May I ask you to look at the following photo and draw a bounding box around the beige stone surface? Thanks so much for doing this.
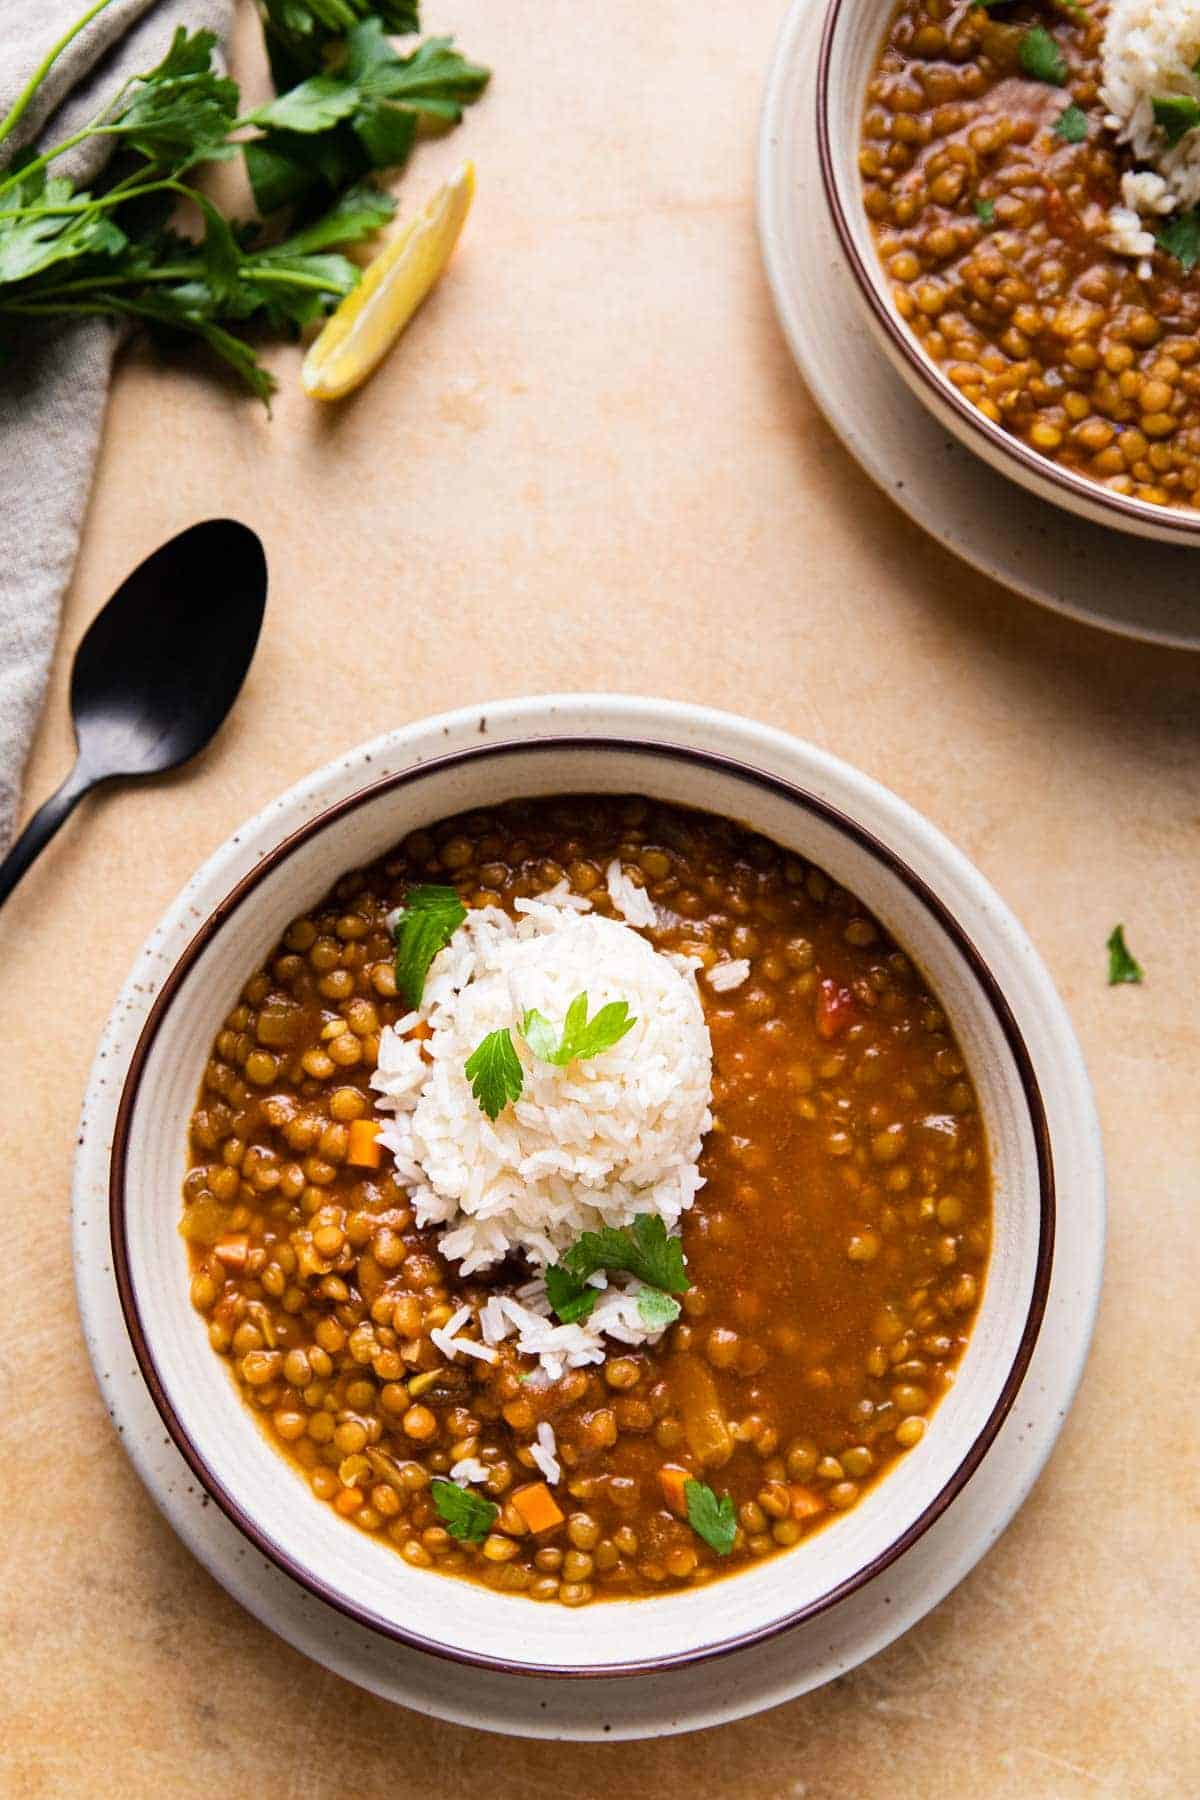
[2,1,1198,1793]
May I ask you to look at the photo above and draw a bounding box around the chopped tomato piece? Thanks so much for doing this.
[816,978,856,1040]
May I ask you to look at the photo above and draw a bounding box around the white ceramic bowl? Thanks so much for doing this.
[110,696,1065,1678]
[816,0,1200,548]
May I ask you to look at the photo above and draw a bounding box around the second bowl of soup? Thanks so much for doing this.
[818,0,1200,544]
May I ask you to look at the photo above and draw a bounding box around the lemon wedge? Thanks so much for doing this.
[302,161,475,401]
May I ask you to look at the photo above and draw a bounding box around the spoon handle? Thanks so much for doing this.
[0,761,95,911]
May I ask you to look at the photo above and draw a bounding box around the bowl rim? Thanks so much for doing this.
[109,732,1056,1679]
[814,0,1200,544]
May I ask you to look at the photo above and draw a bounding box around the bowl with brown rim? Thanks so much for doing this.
[812,0,1200,548]
[105,694,1097,1677]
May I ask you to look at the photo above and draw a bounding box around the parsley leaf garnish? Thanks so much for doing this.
[431,1478,499,1544]
[1106,925,1144,986]
[974,198,996,225]
[243,23,489,215]
[465,1027,525,1121]
[545,1262,598,1325]
[544,1266,685,1329]
[521,992,637,1066]
[543,1214,691,1329]
[684,1479,736,1556]
[392,884,466,1008]
[463,989,637,1124]
[0,174,124,286]
[1157,208,1200,272]
[256,1,422,88]
[563,1214,689,1293]
[1019,27,1067,87]
[1053,103,1088,144]
[1153,95,1200,148]
[99,27,240,169]
[248,72,364,136]
[636,1286,682,1329]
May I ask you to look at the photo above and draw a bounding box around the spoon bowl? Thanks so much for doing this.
[0,518,266,909]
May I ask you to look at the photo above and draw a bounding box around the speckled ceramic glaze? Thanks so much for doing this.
[75,697,1104,1730]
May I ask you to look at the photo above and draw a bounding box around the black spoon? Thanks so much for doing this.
[0,518,267,911]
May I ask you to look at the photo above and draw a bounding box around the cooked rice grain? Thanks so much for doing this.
[1103,0,1200,210]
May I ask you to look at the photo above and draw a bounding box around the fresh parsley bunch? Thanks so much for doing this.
[0,0,488,401]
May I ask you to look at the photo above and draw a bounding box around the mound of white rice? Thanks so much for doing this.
[370,870,713,1379]
[1103,0,1200,222]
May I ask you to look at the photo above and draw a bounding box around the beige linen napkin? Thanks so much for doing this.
[0,0,231,852]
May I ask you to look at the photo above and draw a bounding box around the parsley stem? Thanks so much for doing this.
[0,294,172,317]
[0,262,349,304]
[0,179,174,220]
[0,79,143,199]
[0,299,124,317]
[84,248,356,295]
[0,163,187,210]
[3,265,207,298]
[0,0,122,151]
[0,295,237,330]
[0,127,97,197]
[235,266,353,290]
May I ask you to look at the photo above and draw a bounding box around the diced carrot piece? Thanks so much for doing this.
[816,978,856,1040]
[346,1118,382,1169]
[658,1465,691,1517]
[213,1233,249,1271]
[512,1481,565,1534]
[790,1484,825,1521]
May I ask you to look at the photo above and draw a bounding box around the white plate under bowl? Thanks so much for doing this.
[758,0,1200,650]
[74,695,1105,1735]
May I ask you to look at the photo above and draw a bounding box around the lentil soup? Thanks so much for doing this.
[862,1,1200,511]
[181,797,992,1608]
